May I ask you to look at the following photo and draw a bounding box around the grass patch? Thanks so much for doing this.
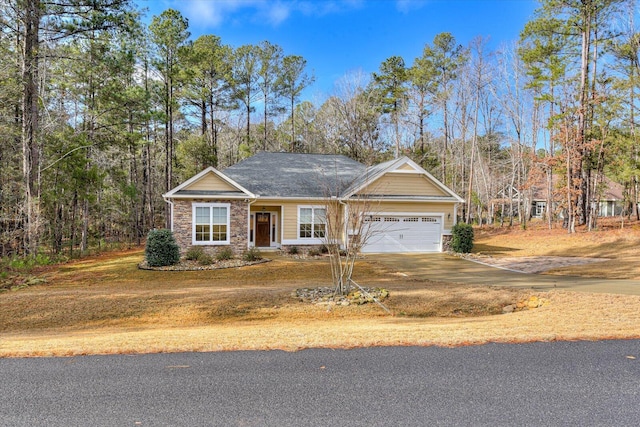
[3,221,640,358]
[473,218,640,279]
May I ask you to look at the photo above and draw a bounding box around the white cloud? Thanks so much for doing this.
[259,1,291,26]
[395,0,426,14]
[173,0,364,29]
[298,0,364,16]
[182,0,242,27]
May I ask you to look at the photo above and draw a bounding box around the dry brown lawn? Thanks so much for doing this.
[2,218,640,358]
[473,217,640,279]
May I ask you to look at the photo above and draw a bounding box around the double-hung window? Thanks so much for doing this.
[299,206,326,239]
[193,203,230,245]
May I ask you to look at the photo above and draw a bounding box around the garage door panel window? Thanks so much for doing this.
[193,203,230,245]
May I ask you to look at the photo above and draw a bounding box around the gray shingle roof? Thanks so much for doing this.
[222,152,366,198]
[174,190,248,197]
[341,157,401,197]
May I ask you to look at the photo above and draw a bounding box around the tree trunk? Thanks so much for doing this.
[576,6,592,228]
[164,76,171,228]
[81,198,89,253]
[442,99,448,185]
[290,94,295,152]
[209,92,218,167]
[21,0,41,255]
[466,80,481,224]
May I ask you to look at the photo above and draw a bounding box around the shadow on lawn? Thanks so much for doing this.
[543,238,639,259]
[471,244,519,255]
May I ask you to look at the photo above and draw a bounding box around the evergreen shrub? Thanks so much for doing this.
[145,229,180,267]
[451,222,474,253]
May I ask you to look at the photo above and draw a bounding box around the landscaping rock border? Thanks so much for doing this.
[503,295,549,313]
[294,286,389,306]
[138,258,270,271]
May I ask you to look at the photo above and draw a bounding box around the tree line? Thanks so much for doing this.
[1,0,638,258]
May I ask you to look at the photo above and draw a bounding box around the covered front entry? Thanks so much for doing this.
[250,206,281,248]
[361,215,442,253]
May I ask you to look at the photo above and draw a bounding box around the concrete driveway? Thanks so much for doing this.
[369,253,640,296]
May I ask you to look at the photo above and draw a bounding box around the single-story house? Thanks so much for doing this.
[530,175,626,219]
[163,152,463,254]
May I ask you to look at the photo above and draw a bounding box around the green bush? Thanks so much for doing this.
[145,229,180,267]
[287,246,299,255]
[216,247,234,261]
[3,252,66,273]
[185,246,205,261]
[451,222,474,253]
[243,247,262,262]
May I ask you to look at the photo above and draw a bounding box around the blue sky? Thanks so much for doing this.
[139,0,538,99]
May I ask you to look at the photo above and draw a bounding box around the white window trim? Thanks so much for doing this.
[297,205,326,243]
[251,211,281,248]
[192,202,231,245]
[271,213,278,247]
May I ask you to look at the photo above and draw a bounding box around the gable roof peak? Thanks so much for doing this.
[163,166,255,199]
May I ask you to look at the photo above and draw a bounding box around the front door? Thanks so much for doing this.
[255,212,270,247]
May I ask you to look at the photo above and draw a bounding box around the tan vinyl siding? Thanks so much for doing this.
[367,201,456,230]
[282,202,302,240]
[397,163,417,172]
[185,172,238,192]
[280,201,340,240]
[360,173,448,197]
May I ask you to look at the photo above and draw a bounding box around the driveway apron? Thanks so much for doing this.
[369,253,640,296]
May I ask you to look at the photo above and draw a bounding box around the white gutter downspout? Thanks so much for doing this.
[453,203,459,226]
[163,196,175,231]
[338,198,348,250]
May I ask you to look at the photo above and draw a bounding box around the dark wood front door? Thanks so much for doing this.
[255,212,270,247]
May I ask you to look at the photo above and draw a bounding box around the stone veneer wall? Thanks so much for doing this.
[172,199,248,256]
[442,234,453,252]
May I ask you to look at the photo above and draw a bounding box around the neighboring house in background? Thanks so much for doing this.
[529,175,626,219]
[491,175,627,221]
[163,152,463,254]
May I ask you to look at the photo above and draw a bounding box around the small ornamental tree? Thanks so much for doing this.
[323,199,367,295]
[451,222,474,253]
[145,229,180,267]
[322,196,381,295]
[318,168,383,295]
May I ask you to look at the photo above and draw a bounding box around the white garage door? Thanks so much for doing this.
[361,215,442,253]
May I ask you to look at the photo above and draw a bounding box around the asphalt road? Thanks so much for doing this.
[1,340,639,426]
